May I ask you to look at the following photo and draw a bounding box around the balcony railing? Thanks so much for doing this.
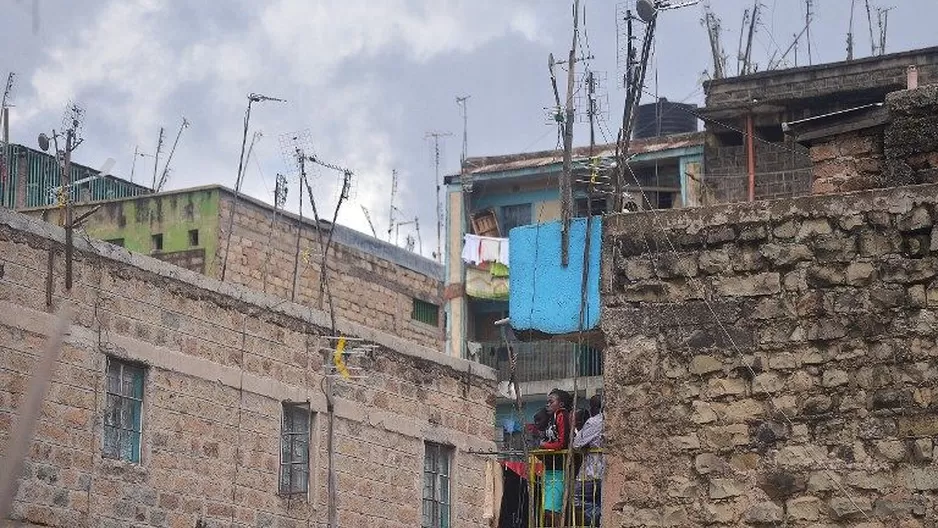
[474,340,603,383]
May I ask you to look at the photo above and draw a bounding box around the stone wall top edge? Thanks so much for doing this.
[218,189,445,281]
[0,207,494,382]
[604,183,938,238]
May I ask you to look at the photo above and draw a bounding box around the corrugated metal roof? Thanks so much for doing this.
[460,132,704,176]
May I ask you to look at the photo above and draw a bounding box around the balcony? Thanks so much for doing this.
[474,340,603,384]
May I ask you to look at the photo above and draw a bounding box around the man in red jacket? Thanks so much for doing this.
[540,389,572,526]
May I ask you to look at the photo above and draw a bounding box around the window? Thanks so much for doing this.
[280,403,311,496]
[500,203,532,232]
[151,234,163,252]
[422,443,453,528]
[412,299,440,327]
[106,238,125,247]
[104,358,145,463]
[188,229,199,247]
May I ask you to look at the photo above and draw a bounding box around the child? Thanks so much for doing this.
[540,389,572,526]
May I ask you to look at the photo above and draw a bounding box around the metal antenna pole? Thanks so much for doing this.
[457,96,470,164]
[425,131,452,262]
[220,92,285,282]
[560,0,581,268]
[388,169,398,242]
[805,0,814,65]
[737,8,750,76]
[156,117,190,192]
[864,0,876,55]
[151,127,164,190]
[847,0,857,60]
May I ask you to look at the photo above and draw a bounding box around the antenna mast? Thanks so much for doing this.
[156,117,190,192]
[425,131,451,263]
[456,96,470,164]
[702,5,726,79]
[736,8,751,76]
[151,127,164,190]
[805,0,814,65]
[387,169,398,242]
[877,7,892,56]
[742,1,761,75]
[1,72,14,208]
[847,0,857,61]
[360,205,378,238]
[864,0,876,55]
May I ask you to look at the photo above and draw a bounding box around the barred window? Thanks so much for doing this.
[412,299,440,327]
[104,358,145,463]
[280,403,311,495]
[422,443,453,528]
[500,203,532,232]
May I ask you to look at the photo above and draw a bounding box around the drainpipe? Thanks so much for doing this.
[746,113,756,202]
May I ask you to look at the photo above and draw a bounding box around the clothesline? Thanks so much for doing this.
[462,234,510,266]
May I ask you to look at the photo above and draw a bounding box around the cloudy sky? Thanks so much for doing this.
[2,0,935,258]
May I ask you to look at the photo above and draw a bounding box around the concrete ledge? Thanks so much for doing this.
[0,207,495,382]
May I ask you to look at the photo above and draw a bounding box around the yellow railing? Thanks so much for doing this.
[526,448,603,528]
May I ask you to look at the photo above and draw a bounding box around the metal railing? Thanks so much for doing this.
[525,448,603,528]
[475,341,603,383]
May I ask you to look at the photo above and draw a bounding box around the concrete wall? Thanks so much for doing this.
[601,184,938,526]
[0,207,495,528]
[216,192,444,350]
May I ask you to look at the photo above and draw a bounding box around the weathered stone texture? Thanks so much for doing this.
[602,184,938,526]
[0,210,494,528]
[215,195,444,350]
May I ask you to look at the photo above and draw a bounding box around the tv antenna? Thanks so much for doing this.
[739,1,762,75]
[805,0,814,64]
[396,216,422,254]
[220,92,285,283]
[847,0,857,60]
[877,6,894,56]
[129,146,154,184]
[1,72,15,207]
[360,205,378,238]
[150,127,164,190]
[425,131,451,262]
[701,4,727,79]
[864,0,876,56]
[155,117,190,192]
[387,169,398,242]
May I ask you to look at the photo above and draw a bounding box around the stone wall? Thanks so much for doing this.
[216,192,444,350]
[704,142,812,203]
[885,85,938,186]
[601,184,938,526]
[0,208,494,527]
[809,129,886,194]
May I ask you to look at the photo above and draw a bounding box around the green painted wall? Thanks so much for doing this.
[63,189,221,274]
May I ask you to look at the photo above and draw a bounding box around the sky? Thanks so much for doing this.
[2,0,935,259]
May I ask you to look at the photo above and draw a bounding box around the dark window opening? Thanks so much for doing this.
[715,130,745,147]
[188,229,199,247]
[106,238,125,247]
[279,403,311,496]
[151,234,163,252]
[500,203,532,232]
[422,443,453,528]
[412,299,440,327]
[575,197,608,217]
[756,125,785,143]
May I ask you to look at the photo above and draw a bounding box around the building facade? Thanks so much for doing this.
[701,46,938,204]
[443,132,704,436]
[20,185,445,349]
[0,207,495,528]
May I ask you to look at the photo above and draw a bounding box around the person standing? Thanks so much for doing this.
[540,389,572,526]
[573,394,604,526]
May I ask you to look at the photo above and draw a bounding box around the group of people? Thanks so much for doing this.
[527,389,604,527]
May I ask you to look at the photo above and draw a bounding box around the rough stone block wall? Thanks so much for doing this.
[885,85,938,185]
[601,184,938,526]
[811,129,886,194]
[215,195,444,350]
[0,209,494,528]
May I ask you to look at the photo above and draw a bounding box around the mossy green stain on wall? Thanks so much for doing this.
[81,189,221,273]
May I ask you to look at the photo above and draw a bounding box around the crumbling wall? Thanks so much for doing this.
[885,85,938,185]
[809,129,886,194]
[601,184,938,526]
[0,209,494,528]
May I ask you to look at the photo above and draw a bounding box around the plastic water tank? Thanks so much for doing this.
[633,97,698,139]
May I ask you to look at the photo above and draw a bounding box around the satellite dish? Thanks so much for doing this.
[636,0,658,22]
[38,133,50,152]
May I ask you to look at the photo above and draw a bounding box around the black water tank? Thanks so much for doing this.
[633,97,698,139]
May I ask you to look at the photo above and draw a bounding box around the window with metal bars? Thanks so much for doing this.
[500,203,532,232]
[279,403,311,496]
[412,299,440,327]
[103,358,145,463]
[422,442,453,528]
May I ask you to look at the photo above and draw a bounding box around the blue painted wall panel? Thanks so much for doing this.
[509,217,601,334]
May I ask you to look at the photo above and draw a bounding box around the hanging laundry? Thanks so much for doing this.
[462,234,483,265]
[480,237,501,263]
[498,238,510,266]
[490,262,509,278]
